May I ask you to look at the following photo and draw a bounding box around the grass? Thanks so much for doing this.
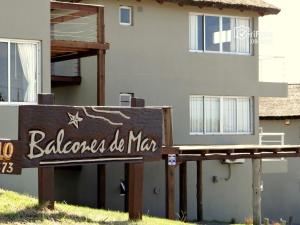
[0,188,193,225]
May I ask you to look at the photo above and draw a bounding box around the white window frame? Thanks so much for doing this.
[189,95,253,135]
[0,38,41,105]
[189,13,253,56]
[119,6,133,26]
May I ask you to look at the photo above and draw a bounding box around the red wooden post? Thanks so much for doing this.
[37,94,55,210]
[128,162,144,220]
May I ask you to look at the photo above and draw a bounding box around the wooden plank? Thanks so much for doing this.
[177,152,300,161]
[18,106,163,168]
[51,11,95,25]
[51,50,98,63]
[51,75,81,87]
[52,40,109,50]
[128,163,144,220]
[51,1,99,13]
[37,94,55,210]
[97,164,106,209]
[252,159,262,225]
[197,161,203,221]
[179,162,187,221]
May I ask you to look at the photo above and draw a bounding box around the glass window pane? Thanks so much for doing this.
[222,17,236,53]
[190,96,203,133]
[0,42,8,102]
[190,15,203,51]
[197,16,203,50]
[237,98,251,133]
[235,18,251,54]
[205,16,220,52]
[223,98,237,133]
[120,7,131,24]
[205,97,220,133]
[11,43,37,102]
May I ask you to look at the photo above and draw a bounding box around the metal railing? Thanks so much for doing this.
[259,132,285,145]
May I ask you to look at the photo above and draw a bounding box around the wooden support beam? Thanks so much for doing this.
[124,97,145,212]
[51,11,95,25]
[51,50,98,63]
[165,160,175,219]
[37,94,55,210]
[179,162,187,221]
[163,107,176,220]
[197,160,203,222]
[124,163,129,212]
[96,6,106,210]
[97,164,106,209]
[52,40,109,50]
[128,163,144,220]
[51,75,81,87]
[252,159,262,225]
[51,1,99,13]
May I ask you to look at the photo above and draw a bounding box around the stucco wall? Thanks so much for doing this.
[0,0,51,196]
[51,0,263,222]
[260,119,300,224]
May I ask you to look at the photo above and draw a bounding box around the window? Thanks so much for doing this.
[205,16,220,52]
[189,15,203,51]
[120,6,132,26]
[189,14,252,54]
[0,39,40,103]
[190,96,253,134]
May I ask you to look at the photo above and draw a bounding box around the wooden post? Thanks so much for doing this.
[197,160,203,221]
[179,162,187,221]
[97,6,105,106]
[128,163,144,220]
[96,6,106,209]
[163,107,175,220]
[37,94,55,210]
[124,97,145,212]
[97,164,106,209]
[252,159,262,225]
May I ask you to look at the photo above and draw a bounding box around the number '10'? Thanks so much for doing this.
[0,142,14,161]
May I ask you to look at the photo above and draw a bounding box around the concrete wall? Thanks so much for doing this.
[260,119,300,224]
[0,0,50,196]
[52,0,265,222]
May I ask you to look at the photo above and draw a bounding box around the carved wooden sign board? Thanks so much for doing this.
[0,105,163,174]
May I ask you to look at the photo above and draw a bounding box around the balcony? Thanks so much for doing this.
[50,1,108,103]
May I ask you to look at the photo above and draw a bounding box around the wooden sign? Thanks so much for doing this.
[19,105,163,167]
[0,141,22,175]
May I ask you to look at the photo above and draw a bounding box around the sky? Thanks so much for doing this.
[259,0,300,83]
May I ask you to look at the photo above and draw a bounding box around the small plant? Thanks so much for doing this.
[245,216,253,225]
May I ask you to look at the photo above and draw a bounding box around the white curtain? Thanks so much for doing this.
[189,15,198,50]
[235,18,250,54]
[237,98,251,133]
[205,97,220,133]
[190,96,203,133]
[223,98,237,133]
[17,43,37,102]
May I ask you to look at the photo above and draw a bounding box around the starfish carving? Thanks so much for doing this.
[67,112,83,129]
